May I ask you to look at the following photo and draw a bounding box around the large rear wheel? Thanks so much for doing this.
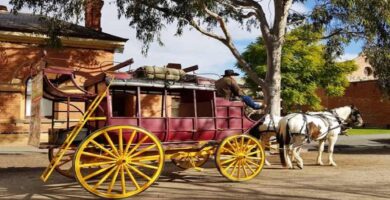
[74,125,164,199]
[215,135,265,181]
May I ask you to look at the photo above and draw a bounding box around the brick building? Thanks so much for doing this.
[318,54,390,128]
[0,2,127,134]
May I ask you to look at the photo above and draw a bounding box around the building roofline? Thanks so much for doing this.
[0,30,126,51]
[0,12,128,48]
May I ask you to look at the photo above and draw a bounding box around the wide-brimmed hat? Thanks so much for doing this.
[223,69,239,76]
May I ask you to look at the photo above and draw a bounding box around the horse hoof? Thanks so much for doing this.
[317,162,324,166]
[297,163,304,169]
[329,162,337,167]
[265,160,272,166]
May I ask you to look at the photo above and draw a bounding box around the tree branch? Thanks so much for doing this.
[202,3,266,87]
[244,0,272,43]
[189,20,226,42]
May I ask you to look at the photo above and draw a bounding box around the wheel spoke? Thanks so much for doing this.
[234,138,240,152]
[126,136,149,157]
[81,151,116,161]
[84,164,116,180]
[243,161,255,173]
[230,161,239,177]
[224,160,237,172]
[246,159,260,168]
[119,128,123,155]
[221,147,236,156]
[237,160,241,178]
[131,155,161,162]
[107,166,121,193]
[246,156,262,160]
[242,138,249,152]
[80,160,116,168]
[103,131,119,157]
[247,151,260,156]
[131,161,159,170]
[128,164,152,181]
[245,144,258,154]
[124,130,137,156]
[220,157,236,165]
[124,164,140,190]
[90,140,118,159]
[226,140,237,152]
[120,165,126,194]
[93,166,118,189]
[242,161,249,177]
[130,144,157,158]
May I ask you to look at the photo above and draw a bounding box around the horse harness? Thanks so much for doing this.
[285,111,347,144]
[258,115,278,134]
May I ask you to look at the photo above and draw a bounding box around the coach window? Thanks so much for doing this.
[140,88,165,117]
[167,89,194,117]
[111,87,137,117]
[195,90,214,117]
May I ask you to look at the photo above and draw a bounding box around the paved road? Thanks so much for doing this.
[0,134,389,200]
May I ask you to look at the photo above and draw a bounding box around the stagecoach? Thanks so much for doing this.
[30,58,266,199]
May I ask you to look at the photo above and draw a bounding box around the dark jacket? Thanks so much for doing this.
[215,76,244,99]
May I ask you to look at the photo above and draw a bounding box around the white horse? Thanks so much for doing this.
[278,105,363,169]
[258,114,282,166]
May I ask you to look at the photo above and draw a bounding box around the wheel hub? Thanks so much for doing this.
[237,152,246,160]
[117,157,129,165]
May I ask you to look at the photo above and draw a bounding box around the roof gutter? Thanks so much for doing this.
[0,31,126,52]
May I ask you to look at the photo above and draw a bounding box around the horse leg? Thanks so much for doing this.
[285,145,293,169]
[328,134,338,166]
[261,133,272,166]
[293,146,304,169]
[317,139,325,165]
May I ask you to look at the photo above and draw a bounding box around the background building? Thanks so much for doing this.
[0,3,127,134]
[318,54,390,128]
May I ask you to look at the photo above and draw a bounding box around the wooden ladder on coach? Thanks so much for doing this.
[40,82,112,182]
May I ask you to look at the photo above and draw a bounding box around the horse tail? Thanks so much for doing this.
[277,118,291,167]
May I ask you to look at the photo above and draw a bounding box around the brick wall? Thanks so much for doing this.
[318,80,390,128]
[0,41,115,134]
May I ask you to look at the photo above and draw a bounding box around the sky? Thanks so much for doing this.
[1,0,363,76]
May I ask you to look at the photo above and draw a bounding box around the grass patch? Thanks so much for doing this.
[347,128,390,135]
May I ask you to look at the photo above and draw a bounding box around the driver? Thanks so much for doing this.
[215,69,264,110]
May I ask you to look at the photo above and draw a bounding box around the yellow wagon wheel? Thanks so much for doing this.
[171,152,210,169]
[48,147,75,179]
[74,125,164,199]
[215,135,265,181]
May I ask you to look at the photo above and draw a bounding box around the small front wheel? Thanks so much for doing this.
[215,135,265,181]
[74,125,164,199]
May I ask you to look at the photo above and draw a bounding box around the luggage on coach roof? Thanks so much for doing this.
[135,66,186,81]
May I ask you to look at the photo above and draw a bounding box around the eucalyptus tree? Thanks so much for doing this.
[240,25,357,111]
[9,0,390,115]
[10,0,298,116]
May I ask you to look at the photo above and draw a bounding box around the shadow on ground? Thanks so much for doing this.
[1,158,390,200]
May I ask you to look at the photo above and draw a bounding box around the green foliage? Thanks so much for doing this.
[9,0,261,53]
[239,25,357,111]
[311,0,390,95]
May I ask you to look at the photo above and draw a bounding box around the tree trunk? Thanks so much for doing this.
[264,41,283,116]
